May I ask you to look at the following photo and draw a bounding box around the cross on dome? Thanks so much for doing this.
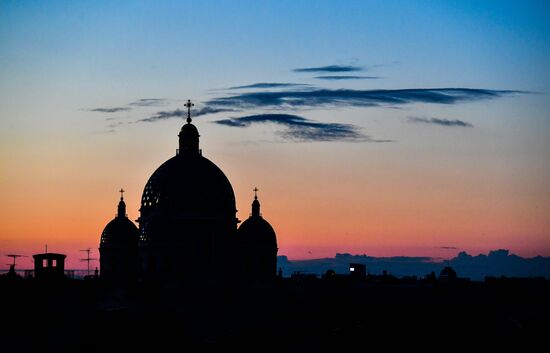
[117,188,127,218]
[184,99,194,124]
[251,187,261,217]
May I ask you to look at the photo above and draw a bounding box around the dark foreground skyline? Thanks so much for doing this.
[4,248,549,282]
[1,270,549,351]
[279,249,550,280]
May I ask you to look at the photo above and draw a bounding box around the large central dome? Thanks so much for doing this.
[137,104,238,284]
[140,153,236,219]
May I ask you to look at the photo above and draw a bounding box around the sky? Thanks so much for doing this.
[1,0,549,269]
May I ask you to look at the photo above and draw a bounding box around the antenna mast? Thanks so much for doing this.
[79,248,97,276]
[6,254,27,269]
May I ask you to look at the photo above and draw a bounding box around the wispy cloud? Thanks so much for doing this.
[88,98,168,113]
[106,121,126,129]
[315,75,380,80]
[208,88,521,110]
[440,246,459,250]
[89,107,131,113]
[194,106,237,116]
[213,114,390,142]
[228,82,310,90]
[408,116,474,127]
[137,106,235,123]
[138,108,186,122]
[129,98,168,107]
[293,65,363,73]
[90,128,117,135]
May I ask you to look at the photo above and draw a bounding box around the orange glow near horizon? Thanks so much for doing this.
[1,125,548,270]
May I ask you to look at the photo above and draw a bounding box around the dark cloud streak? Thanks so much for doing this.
[193,106,237,116]
[293,65,363,73]
[208,88,521,110]
[89,107,130,113]
[214,114,390,142]
[408,117,474,127]
[137,106,236,123]
[315,75,380,80]
[229,82,310,90]
[129,98,168,107]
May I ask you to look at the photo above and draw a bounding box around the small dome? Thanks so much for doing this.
[100,217,139,248]
[237,191,277,248]
[101,190,139,247]
[237,192,278,281]
[238,191,277,249]
[238,216,277,249]
[180,122,199,136]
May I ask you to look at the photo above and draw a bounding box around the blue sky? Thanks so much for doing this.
[2,0,549,94]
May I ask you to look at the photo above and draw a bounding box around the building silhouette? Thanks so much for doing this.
[99,100,278,286]
[349,263,367,278]
[99,190,139,283]
[33,252,66,281]
[236,189,278,282]
[439,266,458,283]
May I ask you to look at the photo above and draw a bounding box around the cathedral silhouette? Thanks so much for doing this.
[99,100,278,286]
